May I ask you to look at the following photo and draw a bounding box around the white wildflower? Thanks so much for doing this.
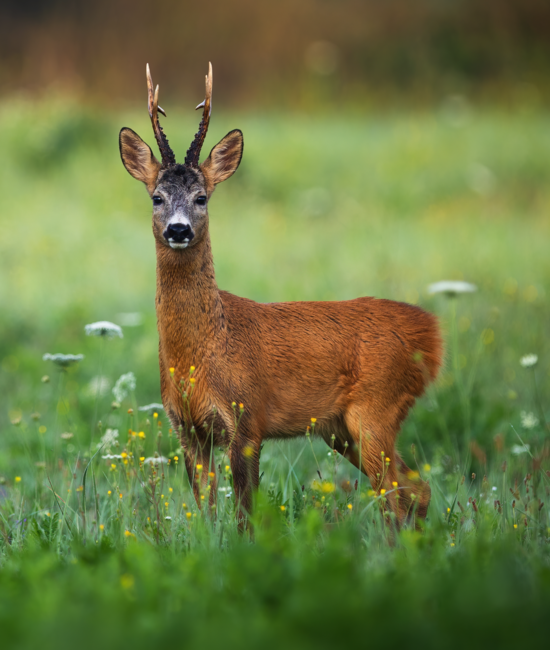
[491,487,497,492]
[511,443,530,455]
[143,456,168,465]
[165,516,172,521]
[43,353,84,368]
[112,372,136,402]
[102,454,123,460]
[520,411,539,430]
[85,376,111,397]
[138,403,164,413]
[97,428,119,451]
[60,432,74,440]
[520,354,538,368]
[85,321,123,339]
[428,281,477,297]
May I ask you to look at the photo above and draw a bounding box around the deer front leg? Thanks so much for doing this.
[183,438,217,514]
[229,434,261,531]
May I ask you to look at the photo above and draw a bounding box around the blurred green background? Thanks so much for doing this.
[0,0,548,472]
[0,3,549,647]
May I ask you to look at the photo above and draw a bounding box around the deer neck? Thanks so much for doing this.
[155,232,223,371]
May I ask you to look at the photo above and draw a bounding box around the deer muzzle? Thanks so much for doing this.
[164,222,195,249]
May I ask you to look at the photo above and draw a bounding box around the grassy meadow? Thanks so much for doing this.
[0,96,549,648]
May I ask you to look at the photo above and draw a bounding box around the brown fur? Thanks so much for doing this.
[119,110,443,531]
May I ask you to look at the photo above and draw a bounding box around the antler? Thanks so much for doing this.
[146,64,176,168]
[185,62,213,167]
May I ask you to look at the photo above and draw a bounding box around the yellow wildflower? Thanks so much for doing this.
[99,524,105,532]
[190,365,195,373]
[208,472,215,479]
[392,481,398,488]
[169,487,173,493]
[385,457,390,464]
[196,464,203,471]
[124,530,134,538]
[138,431,145,439]
[15,476,21,483]
[153,412,158,419]
[107,490,112,496]
[186,512,192,519]
[169,367,175,375]
[280,505,286,512]
[424,464,431,472]
[347,503,353,510]
[119,493,123,499]
[165,502,169,508]
[139,456,145,462]
[174,456,179,463]
[189,378,196,385]
[380,489,386,495]
[311,417,317,424]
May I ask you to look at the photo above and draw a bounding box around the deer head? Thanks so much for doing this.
[119,64,243,250]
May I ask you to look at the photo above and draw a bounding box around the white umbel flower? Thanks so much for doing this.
[511,444,530,455]
[43,353,84,368]
[97,428,119,451]
[143,456,168,465]
[520,411,539,429]
[112,372,136,402]
[85,321,123,339]
[520,354,538,368]
[138,403,164,413]
[428,281,477,297]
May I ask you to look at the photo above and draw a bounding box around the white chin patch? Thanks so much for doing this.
[168,239,189,250]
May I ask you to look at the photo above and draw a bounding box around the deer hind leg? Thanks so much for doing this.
[344,395,430,527]
[394,454,431,525]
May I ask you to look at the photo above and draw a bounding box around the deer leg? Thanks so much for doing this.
[229,433,261,532]
[395,454,431,525]
[343,406,403,527]
[183,438,217,514]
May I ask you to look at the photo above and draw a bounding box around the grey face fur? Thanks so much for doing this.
[152,165,209,250]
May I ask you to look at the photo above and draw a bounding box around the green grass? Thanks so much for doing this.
[0,97,549,647]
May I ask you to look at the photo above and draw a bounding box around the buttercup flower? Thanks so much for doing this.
[85,321,123,339]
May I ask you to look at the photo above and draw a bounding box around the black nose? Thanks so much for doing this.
[164,223,194,243]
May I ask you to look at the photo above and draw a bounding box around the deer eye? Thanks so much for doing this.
[196,195,207,206]
[153,196,163,206]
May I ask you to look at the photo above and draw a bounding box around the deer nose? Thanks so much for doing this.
[164,223,194,243]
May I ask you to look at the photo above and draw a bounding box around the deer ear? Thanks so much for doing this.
[200,129,243,188]
[119,128,162,196]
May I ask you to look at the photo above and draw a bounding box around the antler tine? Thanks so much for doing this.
[185,62,213,167]
[146,63,176,168]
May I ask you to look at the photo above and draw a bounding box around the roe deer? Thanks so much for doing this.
[119,64,443,529]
